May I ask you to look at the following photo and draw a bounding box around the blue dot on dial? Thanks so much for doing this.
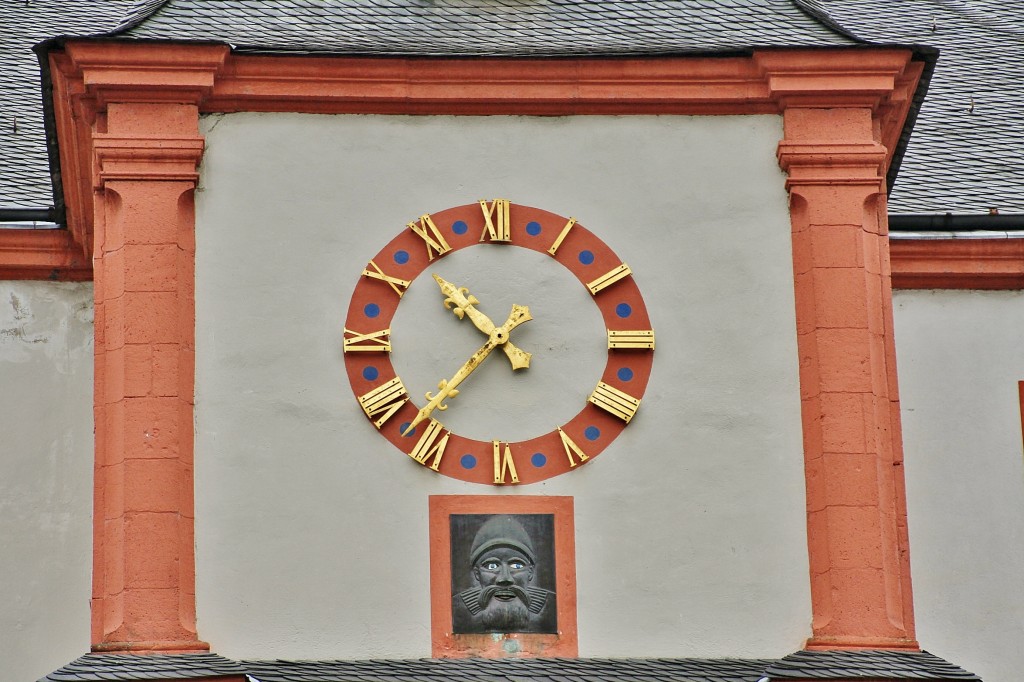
[400,422,415,437]
[394,249,410,265]
[364,303,380,318]
[452,220,468,235]
[526,221,542,236]
[579,250,595,265]
[584,426,601,441]
[617,367,634,382]
[362,366,379,381]
[531,452,547,468]
[460,454,477,469]
[616,303,632,318]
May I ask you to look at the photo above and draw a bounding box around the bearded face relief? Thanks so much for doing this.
[450,514,557,634]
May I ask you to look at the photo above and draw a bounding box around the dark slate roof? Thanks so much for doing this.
[764,649,982,680]
[37,652,247,681]
[0,0,133,210]
[41,652,982,682]
[110,0,860,57]
[0,1,864,216]
[816,0,1024,215]
[5,1,1021,219]
[240,656,775,682]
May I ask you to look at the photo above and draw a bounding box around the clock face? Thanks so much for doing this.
[343,200,654,485]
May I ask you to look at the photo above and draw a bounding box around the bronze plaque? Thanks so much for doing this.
[449,513,557,634]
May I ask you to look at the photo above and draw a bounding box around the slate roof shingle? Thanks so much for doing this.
[241,656,776,682]
[110,0,861,57]
[0,0,133,210]
[816,0,1024,214]
[0,0,863,213]
[37,652,247,681]
[2,2,1022,216]
[39,652,981,682]
[764,648,982,680]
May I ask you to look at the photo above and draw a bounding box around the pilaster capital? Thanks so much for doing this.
[753,49,916,110]
[777,139,888,191]
[61,42,229,109]
[93,136,205,186]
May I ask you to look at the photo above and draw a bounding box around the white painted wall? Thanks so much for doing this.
[193,113,810,659]
[894,289,1024,682]
[0,281,93,681]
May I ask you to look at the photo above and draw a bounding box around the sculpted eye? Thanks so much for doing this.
[510,560,526,570]
[481,560,500,570]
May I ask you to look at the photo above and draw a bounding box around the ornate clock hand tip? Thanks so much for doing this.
[402,411,427,436]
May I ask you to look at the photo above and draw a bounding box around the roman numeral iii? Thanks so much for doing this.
[588,381,641,423]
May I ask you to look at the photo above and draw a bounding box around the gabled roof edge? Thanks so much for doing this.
[885,44,939,198]
[32,39,66,229]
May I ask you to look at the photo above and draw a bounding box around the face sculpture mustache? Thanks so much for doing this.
[458,581,552,631]
[477,584,532,611]
[475,584,532,631]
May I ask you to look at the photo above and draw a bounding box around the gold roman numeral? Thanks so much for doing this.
[362,259,411,297]
[607,329,655,350]
[557,427,589,468]
[409,419,449,471]
[479,198,511,243]
[343,328,392,353]
[408,214,452,261]
[492,440,519,484]
[358,376,409,428]
[586,263,632,295]
[547,217,577,256]
[588,381,641,423]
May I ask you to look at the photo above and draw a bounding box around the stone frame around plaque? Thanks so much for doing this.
[429,496,577,658]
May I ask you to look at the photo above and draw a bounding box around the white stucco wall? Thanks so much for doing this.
[193,113,810,659]
[0,281,93,681]
[894,289,1024,682]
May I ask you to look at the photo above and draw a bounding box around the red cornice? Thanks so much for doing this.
[15,231,1018,288]
[890,238,1024,289]
[0,229,92,280]
[39,44,920,272]
[28,48,1014,290]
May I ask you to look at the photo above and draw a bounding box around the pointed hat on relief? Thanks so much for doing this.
[470,515,536,565]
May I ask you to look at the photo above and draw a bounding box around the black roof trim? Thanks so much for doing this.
[33,39,66,228]
[890,212,1024,232]
[886,44,939,196]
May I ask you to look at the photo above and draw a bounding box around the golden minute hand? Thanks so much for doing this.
[432,274,532,370]
[402,303,532,435]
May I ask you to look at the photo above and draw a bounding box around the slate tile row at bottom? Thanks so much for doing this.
[39,649,980,682]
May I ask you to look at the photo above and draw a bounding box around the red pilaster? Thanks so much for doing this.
[777,105,917,649]
[53,42,228,653]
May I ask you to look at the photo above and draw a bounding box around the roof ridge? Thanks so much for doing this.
[107,0,171,35]
[791,0,869,43]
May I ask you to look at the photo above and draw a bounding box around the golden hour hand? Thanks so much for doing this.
[402,303,532,435]
[432,274,532,370]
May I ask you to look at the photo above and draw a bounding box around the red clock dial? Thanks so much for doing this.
[343,201,654,485]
